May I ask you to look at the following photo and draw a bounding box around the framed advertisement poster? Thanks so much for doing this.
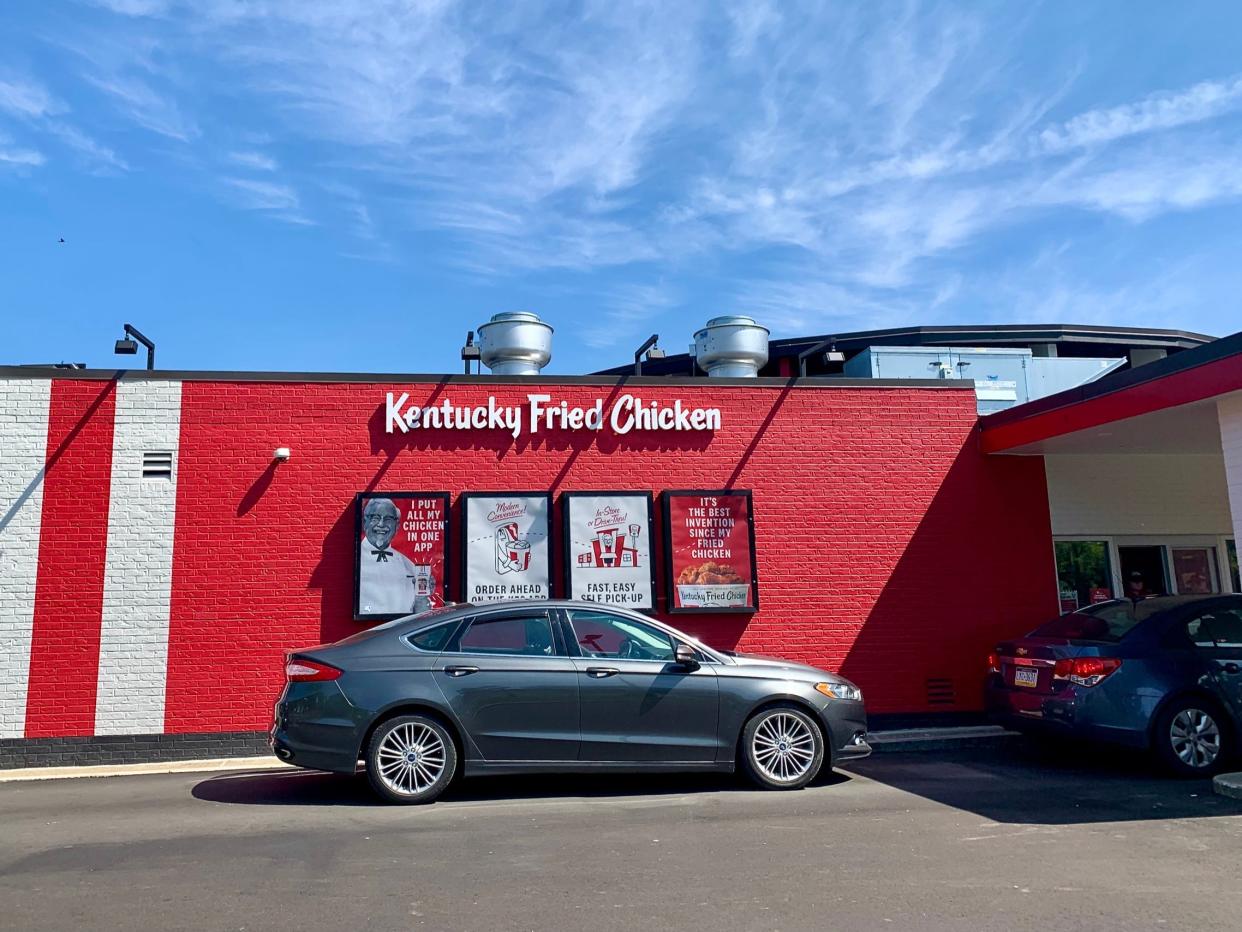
[661,490,759,614]
[461,492,553,603]
[354,492,450,621]
[562,491,656,611]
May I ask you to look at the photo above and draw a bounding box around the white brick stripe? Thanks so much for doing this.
[1219,392,1242,560]
[0,379,52,738]
[95,381,182,735]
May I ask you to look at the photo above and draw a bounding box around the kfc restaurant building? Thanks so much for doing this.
[1,313,1239,767]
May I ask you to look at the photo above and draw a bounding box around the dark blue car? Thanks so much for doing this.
[986,595,1242,775]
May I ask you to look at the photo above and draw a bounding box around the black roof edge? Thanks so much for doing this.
[595,323,1216,375]
[767,323,1215,352]
[0,365,973,390]
[980,327,1242,429]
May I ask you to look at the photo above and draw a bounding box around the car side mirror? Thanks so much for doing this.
[674,642,700,670]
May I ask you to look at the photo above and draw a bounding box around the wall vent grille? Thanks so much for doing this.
[142,451,174,479]
[925,678,956,706]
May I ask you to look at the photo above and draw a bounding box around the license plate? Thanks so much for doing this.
[1014,667,1039,688]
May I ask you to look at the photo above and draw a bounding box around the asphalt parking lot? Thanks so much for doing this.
[3,744,1242,932]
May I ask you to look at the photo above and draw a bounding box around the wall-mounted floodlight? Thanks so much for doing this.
[634,334,663,376]
[114,323,155,370]
[460,330,481,375]
[273,447,291,462]
[798,336,844,377]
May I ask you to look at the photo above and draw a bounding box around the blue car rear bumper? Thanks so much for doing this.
[984,680,1150,750]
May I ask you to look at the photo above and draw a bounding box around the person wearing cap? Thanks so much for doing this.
[1125,570,1154,601]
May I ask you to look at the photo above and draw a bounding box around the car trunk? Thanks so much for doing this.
[994,638,1107,696]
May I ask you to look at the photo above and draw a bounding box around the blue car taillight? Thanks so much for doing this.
[1053,657,1121,687]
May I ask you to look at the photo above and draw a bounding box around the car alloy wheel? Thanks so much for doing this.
[741,706,824,790]
[1169,708,1222,770]
[366,714,457,804]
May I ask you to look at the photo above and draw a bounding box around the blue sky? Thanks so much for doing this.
[2,1,1242,375]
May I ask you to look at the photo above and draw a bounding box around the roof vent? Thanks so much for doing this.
[693,315,769,377]
[477,312,553,376]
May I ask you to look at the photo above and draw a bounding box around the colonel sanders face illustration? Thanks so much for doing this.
[362,498,400,551]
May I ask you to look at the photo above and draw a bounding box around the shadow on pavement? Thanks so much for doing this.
[192,766,851,807]
[844,740,1242,826]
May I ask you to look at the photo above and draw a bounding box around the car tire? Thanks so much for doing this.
[365,714,458,805]
[740,705,825,791]
[1153,697,1231,778]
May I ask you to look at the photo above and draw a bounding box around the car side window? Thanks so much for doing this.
[1186,609,1242,648]
[567,610,675,662]
[407,621,457,652]
[449,612,556,656]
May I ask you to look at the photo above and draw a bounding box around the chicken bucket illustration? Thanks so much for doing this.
[495,523,532,575]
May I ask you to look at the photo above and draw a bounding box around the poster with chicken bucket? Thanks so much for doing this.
[562,492,655,611]
[662,490,759,613]
[461,492,552,603]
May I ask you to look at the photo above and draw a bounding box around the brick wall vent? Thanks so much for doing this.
[141,450,174,479]
[925,678,956,706]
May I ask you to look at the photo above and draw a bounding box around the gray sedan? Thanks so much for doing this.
[272,600,870,804]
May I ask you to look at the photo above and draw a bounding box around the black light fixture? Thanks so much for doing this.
[460,330,481,375]
[797,336,845,377]
[114,323,155,370]
[633,334,664,376]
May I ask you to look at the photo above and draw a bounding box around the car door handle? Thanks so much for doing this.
[444,665,479,677]
[586,667,619,678]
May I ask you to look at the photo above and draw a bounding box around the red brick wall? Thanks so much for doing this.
[161,379,1057,732]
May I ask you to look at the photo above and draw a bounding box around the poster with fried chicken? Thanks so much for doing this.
[662,490,758,613]
[562,492,655,610]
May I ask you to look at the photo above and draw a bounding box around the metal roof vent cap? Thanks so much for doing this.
[477,311,554,375]
[694,315,769,377]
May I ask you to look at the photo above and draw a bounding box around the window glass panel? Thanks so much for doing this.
[1185,617,1215,647]
[1171,548,1218,594]
[1228,540,1239,593]
[408,622,456,652]
[454,613,555,656]
[1054,541,1114,612]
[568,610,675,661]
[1192,608,1242,647]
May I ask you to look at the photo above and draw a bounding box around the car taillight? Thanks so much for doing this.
[1052,657,1121,687]
[987,652,1000,674]
[286,659,341,682]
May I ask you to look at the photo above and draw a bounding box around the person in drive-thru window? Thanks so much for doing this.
[1125,570,1156,601]
[358,497,420,615]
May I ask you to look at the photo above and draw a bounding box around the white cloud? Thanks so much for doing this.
[0,78,63,119]
[86,0,172,14]
[222,177,299,210]
[580,282,682,349]
[220,176,313,226]
[1038,75,1242,153]
[84,73,198,140]
[0,145,45,168]
[227,150,278,171]
[48,122,129,172]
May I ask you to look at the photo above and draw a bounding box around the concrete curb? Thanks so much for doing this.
[0,756,293,783]
[0,726,1023,783]
[1213,772,1242,800]
[868,725,1022,753]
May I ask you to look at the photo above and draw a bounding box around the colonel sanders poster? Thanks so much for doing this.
[562,492,655,610]
[461,492,552,603]
[662,490,759,613]
[354,492,449,620]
